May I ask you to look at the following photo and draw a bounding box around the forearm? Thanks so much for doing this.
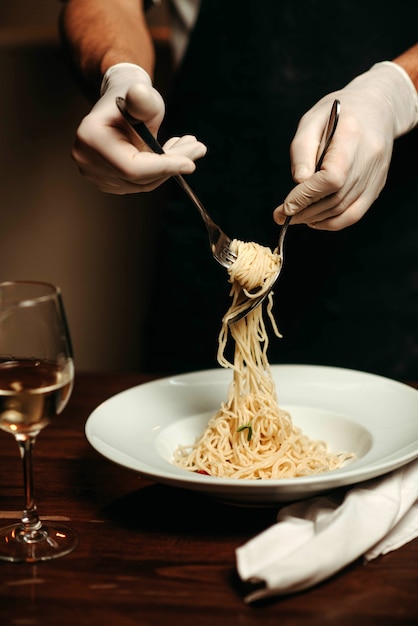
[393,43,418,91]
[59,0,155,98]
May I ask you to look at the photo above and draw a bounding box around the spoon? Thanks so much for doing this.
[228,98,340,325]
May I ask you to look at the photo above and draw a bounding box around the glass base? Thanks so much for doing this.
[0,522,78,562]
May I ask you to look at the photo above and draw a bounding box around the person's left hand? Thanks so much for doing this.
[273,62,418,231]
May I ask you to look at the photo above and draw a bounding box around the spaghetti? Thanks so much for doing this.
[173,239,353,479]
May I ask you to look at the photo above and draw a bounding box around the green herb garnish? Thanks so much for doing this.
[237,423,253,441]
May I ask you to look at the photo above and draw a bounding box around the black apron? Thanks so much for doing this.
[143,0,418,380]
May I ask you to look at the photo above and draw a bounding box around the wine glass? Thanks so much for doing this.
[0,280,77,562]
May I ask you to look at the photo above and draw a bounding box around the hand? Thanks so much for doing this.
[72,63,207,194]
[273,62,418,230]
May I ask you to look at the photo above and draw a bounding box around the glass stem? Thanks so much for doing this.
[17,436,42,532]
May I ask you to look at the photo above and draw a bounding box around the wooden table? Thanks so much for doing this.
[0,372,417,625]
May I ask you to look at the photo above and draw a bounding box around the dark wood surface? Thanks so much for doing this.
[0,372,417,626]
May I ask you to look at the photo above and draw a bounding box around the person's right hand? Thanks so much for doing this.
[72,63,207,194]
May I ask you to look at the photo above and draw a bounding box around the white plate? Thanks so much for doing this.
[85,365,418,505]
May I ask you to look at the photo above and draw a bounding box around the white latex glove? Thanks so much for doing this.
[273,62,418,230]
[72,63,207,194]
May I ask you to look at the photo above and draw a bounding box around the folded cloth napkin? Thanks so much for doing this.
[236,458,418,603]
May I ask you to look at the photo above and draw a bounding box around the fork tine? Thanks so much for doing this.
[221,248,238,263]
[215,252,236,268]
[215,245,237,267]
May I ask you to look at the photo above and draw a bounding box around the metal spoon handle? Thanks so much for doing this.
[278,99,340,256]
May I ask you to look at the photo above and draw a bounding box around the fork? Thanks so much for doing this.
[227,98,340,325]
[116,97,237,269]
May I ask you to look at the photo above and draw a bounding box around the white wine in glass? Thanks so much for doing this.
[0,280,77,562]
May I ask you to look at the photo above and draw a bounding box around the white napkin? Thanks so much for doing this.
[236,458,418,603]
